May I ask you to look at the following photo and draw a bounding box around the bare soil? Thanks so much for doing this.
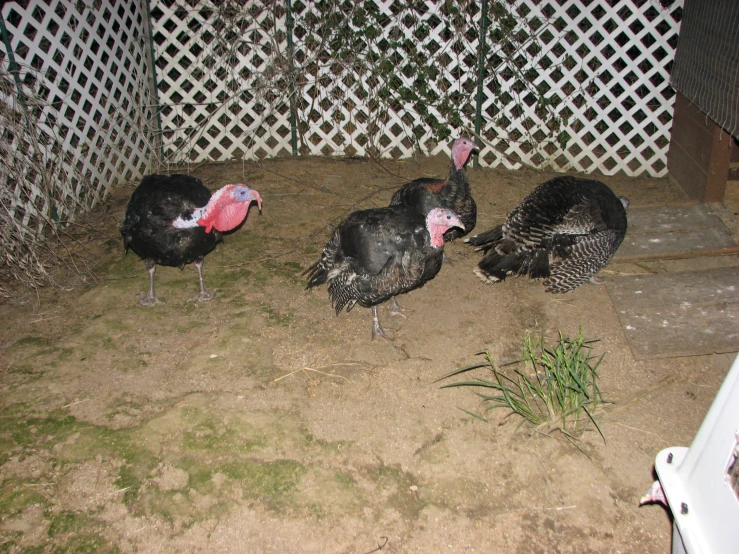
[1,155,738,553]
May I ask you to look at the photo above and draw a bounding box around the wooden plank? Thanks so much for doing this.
[669,95,716,169]
[625,204,729,233]
[706,125,731,202]
[608,267,739,308]
[615,246,739,264]
[614,204,738,261]
[667,144,711,200]
[606,267,739,359]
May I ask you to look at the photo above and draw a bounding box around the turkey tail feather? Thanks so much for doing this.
[304,228,342,289]
[465,225,503,250]
[303,260,328,289]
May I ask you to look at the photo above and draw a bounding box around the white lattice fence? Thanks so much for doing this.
[151,0,682,177]
[0,0,155,237]
[149,0,294,163]
[290,0,481,158]
[476,0,682,175]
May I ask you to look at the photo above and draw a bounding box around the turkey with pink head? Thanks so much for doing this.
[305,206,464,339]
[121,174,262,305]
[390,136,479,242]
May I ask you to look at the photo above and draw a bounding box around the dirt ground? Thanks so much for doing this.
[1,154,738,553]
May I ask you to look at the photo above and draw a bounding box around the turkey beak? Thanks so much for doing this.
[452,217,465,231]
[250,190,263,214]
[471,142,480,155]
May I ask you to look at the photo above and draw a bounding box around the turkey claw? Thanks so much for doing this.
[189,289,216,303]
[371,324,395,341]
[387,297,410,318]
[140,294,164,307]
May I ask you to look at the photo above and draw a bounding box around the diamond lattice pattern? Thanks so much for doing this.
[151,0,681,177]
[0,0,155,238]
[149,1,294,162]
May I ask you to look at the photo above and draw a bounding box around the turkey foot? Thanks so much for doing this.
[588,275,604,285]
[189,260,215,302]
[189,290,215,303]
[140,293,164,307]
[387,297,410,318]
[371,306,395,340]
[140,265,165,306]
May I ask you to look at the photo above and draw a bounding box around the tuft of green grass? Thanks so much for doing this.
[438,329,607,448]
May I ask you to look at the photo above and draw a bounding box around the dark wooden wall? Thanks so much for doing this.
[667,93,733,202]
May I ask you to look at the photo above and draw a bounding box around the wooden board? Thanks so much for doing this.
[667,92,732,202]
[606,267,739,359]
[615,203,739,262]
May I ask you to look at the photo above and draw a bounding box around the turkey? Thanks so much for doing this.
[466,176,628,293]
[121,174,262,305]
[390,136,479,242]
[304,206,464,339]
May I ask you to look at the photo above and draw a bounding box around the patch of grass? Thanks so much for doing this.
[181,419,267,452]
[0,542,46,554]
[439,329,607,448]
[366,465,424,519]
[257,302,293,326]
[11,336,51,348]
[7,364,41,377]
[48,510,92,537]
[6,336,62,364]
[53,532,117,554]
[0,409,158,509]
[270,261,304,281]
[45,511,118,553]
[0,412,79,450]
[221,459,306,508]
[82,332,115,350]
[223,459,303,493]
[174,320,208,333]
[0,480,49,517]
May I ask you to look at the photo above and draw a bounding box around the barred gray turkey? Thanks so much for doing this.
[389,137,479,242]
[305,206,464,339]
[466,176,628,293]
[121,174,262,305]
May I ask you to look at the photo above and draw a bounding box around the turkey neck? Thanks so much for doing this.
[428,221,448,248]
[442,163,470,200]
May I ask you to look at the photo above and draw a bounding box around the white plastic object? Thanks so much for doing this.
[654,353,739,554]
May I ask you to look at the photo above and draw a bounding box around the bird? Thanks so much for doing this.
[386,136,479,314]
[466,176,628,293]
[121,174,262,305]
[304,206,464,339]
[389,136,479,243]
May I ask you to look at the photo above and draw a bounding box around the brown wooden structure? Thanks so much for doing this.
[667,93,736,202]
[667,0,739,202]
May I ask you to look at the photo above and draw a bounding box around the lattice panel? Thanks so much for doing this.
[0,0,155,237]
[149,0,682,176]
[149,0,294,163]
[290,0,481,158]
[475,0,683,176]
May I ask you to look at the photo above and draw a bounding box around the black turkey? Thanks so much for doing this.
[390,136,479,242]
[305,206,464,339]
[466,176,628,293]
[121,174,262,305]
